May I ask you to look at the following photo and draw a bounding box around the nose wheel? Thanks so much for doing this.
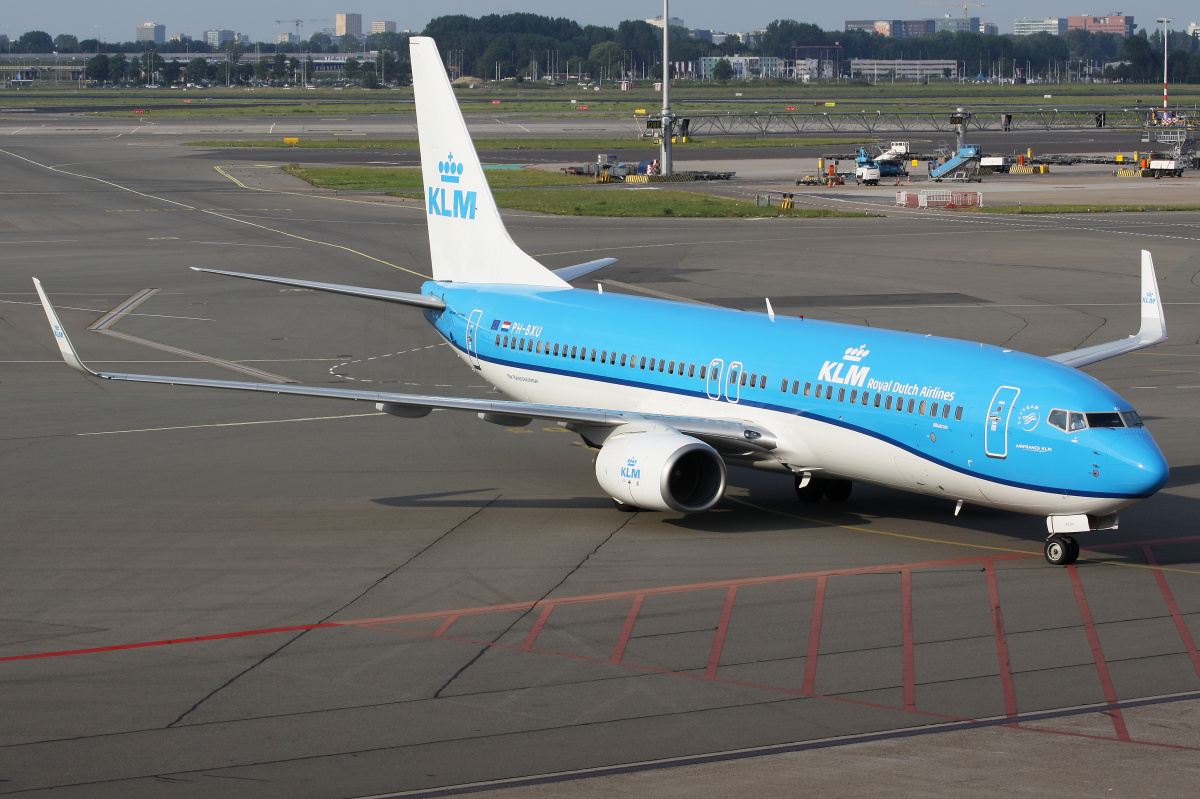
[1044,534,1080,566]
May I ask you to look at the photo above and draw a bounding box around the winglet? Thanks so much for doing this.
[1047,249,1168,368]
[1138,249,1167,344]
[32,278,100,377]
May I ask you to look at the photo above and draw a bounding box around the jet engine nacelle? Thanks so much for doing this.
[595,430,727,513]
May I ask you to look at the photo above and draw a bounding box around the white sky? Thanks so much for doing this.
[2,2,1193,44]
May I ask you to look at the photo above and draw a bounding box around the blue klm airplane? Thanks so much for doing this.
[35,37,1169,566]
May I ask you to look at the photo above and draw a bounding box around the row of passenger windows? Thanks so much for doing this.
[494,333,774,387]
[494,334,964,420]
[780,378,964,421]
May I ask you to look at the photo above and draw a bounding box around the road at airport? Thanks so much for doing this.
[3,125,1200,797]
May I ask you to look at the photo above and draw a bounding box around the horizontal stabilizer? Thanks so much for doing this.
[191,268,445,310]
[553,258,618,282]
[1049,250,1167,368]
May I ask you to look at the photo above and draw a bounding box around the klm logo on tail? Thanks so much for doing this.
[428,153,477,220]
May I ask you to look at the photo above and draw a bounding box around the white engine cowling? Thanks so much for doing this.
[595,430,727,513]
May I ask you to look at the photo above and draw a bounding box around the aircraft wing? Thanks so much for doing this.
[190,268,446,310]
[33,279,775,455]
[1048,250,1167,368]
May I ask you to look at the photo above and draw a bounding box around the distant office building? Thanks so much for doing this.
[336,13,363,37]
[710,32,729,45]
[1014,18,1068,35]
[1187,21,1199,38]
[277,32,298,44]
[1067,14,1135,37]
[933,16,980,33]
[168,33,185,43]
[978,22,999,35]
[698,55,782,80]
[205,29,235,48]
[898,20,936,37]
[236,33,250,44]
[371,21,397,34]
[135,22,166,45]
[645,16,685,29]
[689,29,713,42]
[850,59,959,80]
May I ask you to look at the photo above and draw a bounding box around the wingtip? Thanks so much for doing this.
[31,277,98,378]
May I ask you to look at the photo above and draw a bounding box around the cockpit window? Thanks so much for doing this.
[1086,412,1125,429]
[1048,409,1088,432]
[1120,411,1143,428]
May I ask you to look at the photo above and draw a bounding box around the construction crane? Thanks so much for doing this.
[910,1,985,19]
[274,19,327,39]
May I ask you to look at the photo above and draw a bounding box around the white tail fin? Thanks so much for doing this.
[410,36,567,287]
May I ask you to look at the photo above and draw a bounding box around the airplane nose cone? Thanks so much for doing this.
[1111,431,1169,496]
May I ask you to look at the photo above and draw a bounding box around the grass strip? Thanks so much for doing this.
[282,165,594,190]
[956,204,1200,214]
[188,136,868,150]
[395,187,867,218]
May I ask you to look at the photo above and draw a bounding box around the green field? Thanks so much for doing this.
[189,136,869,150]
[280,165,866,218]
[5,81,1200,118]
[282,165,594,190]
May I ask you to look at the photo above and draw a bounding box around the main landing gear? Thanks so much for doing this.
[1044,534,1080,566]
[795,475,853,503]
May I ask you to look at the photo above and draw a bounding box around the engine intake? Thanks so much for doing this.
[595,431,727,513]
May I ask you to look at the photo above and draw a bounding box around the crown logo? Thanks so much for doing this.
[843,345,869,362]
[438,153,463,183]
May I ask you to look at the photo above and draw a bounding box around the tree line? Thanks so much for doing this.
[5,14,1199,85]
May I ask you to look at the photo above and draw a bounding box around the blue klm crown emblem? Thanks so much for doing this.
[439,153,464,183]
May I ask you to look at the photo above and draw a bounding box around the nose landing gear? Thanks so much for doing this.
[1044,534,1080,566]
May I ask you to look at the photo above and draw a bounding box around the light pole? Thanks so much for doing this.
[1156,17,1171,110]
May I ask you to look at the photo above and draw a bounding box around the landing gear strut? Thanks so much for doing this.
[794,476,853,503]
[1044,534,1080,566]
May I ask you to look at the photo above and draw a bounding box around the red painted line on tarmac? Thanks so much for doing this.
[802,576,827,695]
[521,605,555,651]
[984,561,1019,719]
[360,623,1200,752]
[0,623,339,662]
[340,552,1033,628]
[609,595,644,664]
[706,586,739,679]
[901,569,916,712]
[0,553,1032,665]
[1068,565,1131,741]
[433,615,459,637]
[1144,546,1200,680]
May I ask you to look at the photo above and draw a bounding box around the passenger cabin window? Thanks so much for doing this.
[874,393,881,408]
[954,406,963,421]
[804,382,812,397]
[838,387,845,402]
[919,400,927,415]
[699,365,707,379]
[850,389,858,404]
[591,348,597,362]
[826,386,833,400]
[760,374,767,389]
[885,396,893,410]
[689,364,696,378]
[793,380,800,394]
[503,335,510,347]
[640,356,647,369]
[907,399,915,413]
[669,361,676,375]
[781,378,788,392]
[862,392,869,406]
[942,403,951,419]
[930,402,938,417]
[495,334,501,345]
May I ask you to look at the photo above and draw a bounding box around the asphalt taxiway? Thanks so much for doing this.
[3,125,1200,798]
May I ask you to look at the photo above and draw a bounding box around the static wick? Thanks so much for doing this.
[597,282,603,294]
[954,499,964,516]
[765,298,775,322]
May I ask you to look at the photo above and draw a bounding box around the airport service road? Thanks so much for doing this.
[2,133,1200,798]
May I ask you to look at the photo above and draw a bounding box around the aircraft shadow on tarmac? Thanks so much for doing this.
[371,488,615,510]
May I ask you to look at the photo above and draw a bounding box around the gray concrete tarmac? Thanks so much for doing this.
[3,128,1200,798]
